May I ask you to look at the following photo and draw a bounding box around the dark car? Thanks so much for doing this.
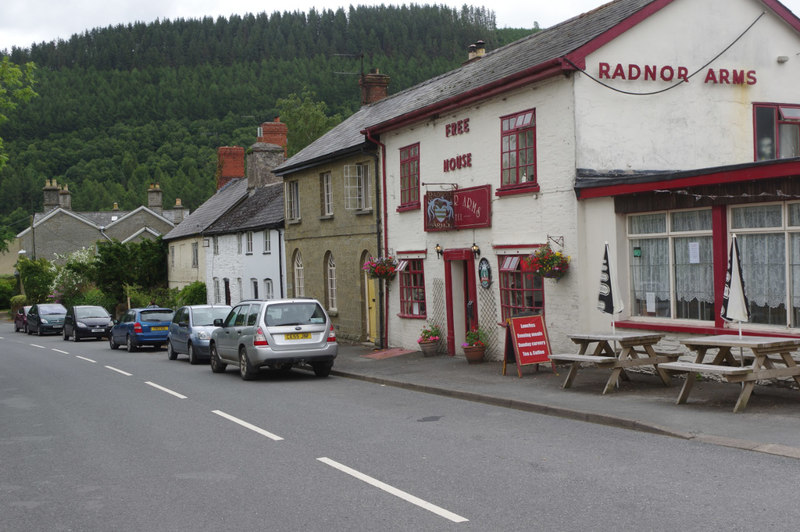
[63,305,114,342]
[27,303,67,336]
[13,306,31,333]
[167,304,231,364]
[109,307,175,352]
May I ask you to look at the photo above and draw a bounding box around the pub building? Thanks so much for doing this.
[364,0,800,357]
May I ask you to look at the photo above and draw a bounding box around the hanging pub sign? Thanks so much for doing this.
[478,258,492,288]
[424,185,491,232]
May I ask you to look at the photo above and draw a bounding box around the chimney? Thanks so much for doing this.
[247,143,285,189]
[467,44,477,61]
[216,146,245,190]
[359,68,390,106]
[464,40,486,64]
[43,178,60,212]
[147,183,163,214]
[112,202,119,211]
[475,40,486,57]
[257,117,289,157]
[58,183,72,211]
[172,198,186,224]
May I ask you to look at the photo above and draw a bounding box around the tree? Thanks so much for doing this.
[16,256,56,304]
[0,57,37,171]
[276,89,342,156]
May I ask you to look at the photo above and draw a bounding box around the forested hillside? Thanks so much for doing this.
[0,4,533,234]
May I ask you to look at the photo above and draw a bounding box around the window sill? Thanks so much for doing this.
[396,202,420,213]
[328,310,338,317]
[287,219,302,225]
[319,214,334,221]
[262,252,272,255]
[398,313,427,319]
[495,183,540,197]
[245,252,253,256]
[355,209,373,216]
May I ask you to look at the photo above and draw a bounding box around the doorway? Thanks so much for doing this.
[443,249,478,354]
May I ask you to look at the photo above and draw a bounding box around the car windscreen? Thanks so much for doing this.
[39,304,67,315]
[264,303,326,326]
[192,307,230,326]
[76,307,110,319]
[140,310,174,322]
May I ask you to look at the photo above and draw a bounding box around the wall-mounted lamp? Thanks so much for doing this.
[435,243,443,259]
[778,55,790,64]
[471,243,480,257]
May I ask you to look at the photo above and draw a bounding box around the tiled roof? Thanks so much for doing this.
[163,178,249,240]
[275,0,656,174]
[204,183,284,235]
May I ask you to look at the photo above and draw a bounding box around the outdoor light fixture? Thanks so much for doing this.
[471,243,481,257]
[435,243,443,258]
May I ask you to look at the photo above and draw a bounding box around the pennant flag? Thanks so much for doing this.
[598,242,623,315]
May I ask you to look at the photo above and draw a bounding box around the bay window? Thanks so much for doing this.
[398,259,426,317]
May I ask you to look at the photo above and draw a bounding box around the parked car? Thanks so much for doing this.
[26,303,67,336]
[167,304,231,364]
[209,298,337,381]
[63,305,114,342]
[13,305,31,333]
[109,306,175,352]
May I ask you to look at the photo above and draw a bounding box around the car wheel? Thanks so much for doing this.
[239,348,256,381]
[167,341,177,360]
[37,326,43,336]
[126,335,137,353]
[312,361,333,378]
[109,335,119,350]
[25,324,30,335]
[188,343,198,365]
[71,330,79,342]
[210,344,226,373]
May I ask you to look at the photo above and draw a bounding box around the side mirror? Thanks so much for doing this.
[213,318,223,327]
[178,322,188,328]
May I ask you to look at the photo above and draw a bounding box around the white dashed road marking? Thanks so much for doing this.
[76,356,96,363]
[52,349,69,354]
[105,366,132,376]
[30,344,46,349]
[145,381,187,399]
[212,410,283,441]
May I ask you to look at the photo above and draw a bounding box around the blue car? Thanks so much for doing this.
[167,304,231,364]
[109,306,175,352]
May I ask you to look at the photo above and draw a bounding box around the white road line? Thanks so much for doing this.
[317,457,468,524]
[145,381,187,399]
[212,410,283,441]
[105,366,132,376]
[52,348,69,354]
[76,356,96,363]
[30,344,46,349]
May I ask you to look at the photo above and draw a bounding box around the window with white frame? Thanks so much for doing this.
[754,104,800,161]
[212,236,219,255]
[326,252,337,310]
[294,251,305,297]
[170,245,174,268]
[498,255,544,320]
[237,233,243,254]
[237,277,243,302]
[246,231,254,254]
[321,172,333,216]
[263,230,271,254]
[344,163,371,210]
[213,278,220,303]
[264,278,274,300]
[287,181,300,220]
[251,278,259,299]
[628,209,714,320]
[398,259,426,317]
[191,242,199,268]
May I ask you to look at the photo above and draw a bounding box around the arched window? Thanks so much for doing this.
[326,252,337,310]
[294,251,305,297]
[264,278,274,300]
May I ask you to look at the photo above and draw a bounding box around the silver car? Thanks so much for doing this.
[167,305,231,364]
[209,299,338,381]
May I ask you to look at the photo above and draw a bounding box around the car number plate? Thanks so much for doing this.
[151,326,168,331]
[285,333,311,340]
[92,328,105,333]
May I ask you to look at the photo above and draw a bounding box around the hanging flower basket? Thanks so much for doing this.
[524,244,570,280]
[362,256,398,281]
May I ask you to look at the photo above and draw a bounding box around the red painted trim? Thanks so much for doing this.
[396,202,420,212]
[397,313,427,319]
[444,258,455,355]
[761,0,800,33]
[614,320,800,339]
[443,248,473,261]
[577,159,800,199]
[495,183,541,197]
[492,244,542,249]
[711,206,728,329]
[397,249,427,255]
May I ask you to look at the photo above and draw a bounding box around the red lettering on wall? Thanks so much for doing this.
[628,64,641,80]
[719,69,730,84]
[704,69,718,84]
[644,65,657,81]
[612,63,626,79]
[599,62,610,79]
[747,70,757,85]
[660,65,674,81]
[443,153,473,172]
[731,70,745,84]
[445,118,471,138]
[677,66,688,82]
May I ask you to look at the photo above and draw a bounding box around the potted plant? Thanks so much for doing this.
[362,256,399,281]
[418,322,441,357]
[462,326,488,364]
[524,244,570,280]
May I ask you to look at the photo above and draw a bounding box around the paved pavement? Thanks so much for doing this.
[334,343,800,460]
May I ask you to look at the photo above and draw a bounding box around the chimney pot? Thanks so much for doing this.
[359,69,391,106]
[257,119,289,157]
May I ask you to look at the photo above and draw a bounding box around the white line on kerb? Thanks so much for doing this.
[105,366,132,376]
[145,381,187,399]
[317,457,468,523]
[30,344,46,349]
[75,356,96,363]
[52,348,69,354]
[212,410,283,441]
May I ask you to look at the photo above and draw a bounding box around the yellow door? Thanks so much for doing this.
[367,277,378,343]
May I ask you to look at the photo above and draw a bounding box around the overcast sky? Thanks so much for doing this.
[2,0,800,52]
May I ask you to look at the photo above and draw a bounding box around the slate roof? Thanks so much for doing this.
[275,0,656,174]
[204,183,284,235]
[163,178,249,240]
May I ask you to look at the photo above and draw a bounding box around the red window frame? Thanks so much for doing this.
[498,109,538,196]
[398,259,426,318]
[498,255,544,320]
[399,143,420,209]
[753,103,800,161]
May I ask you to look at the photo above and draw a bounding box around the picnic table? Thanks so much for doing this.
[549,332,674,394]
[659,335,800,412]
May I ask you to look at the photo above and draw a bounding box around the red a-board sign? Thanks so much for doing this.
[502,314,555,377]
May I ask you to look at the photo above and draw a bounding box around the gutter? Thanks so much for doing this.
[364,130,389,350]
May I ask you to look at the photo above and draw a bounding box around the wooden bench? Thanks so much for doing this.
[659,361,751,377]
[549,353,616,365]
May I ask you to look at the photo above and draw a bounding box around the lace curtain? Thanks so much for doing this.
[737,233,785,309]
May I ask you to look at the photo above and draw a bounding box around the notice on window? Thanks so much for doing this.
[646,292,656,313]
[688,242,700,264]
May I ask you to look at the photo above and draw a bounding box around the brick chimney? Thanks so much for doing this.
[257,117,288,157]
[171,198,186,224]
[43,178,60,212]
[58,183,72,211]
[359,68,390,106]
[147,183,163,214]
[216,146,245,190]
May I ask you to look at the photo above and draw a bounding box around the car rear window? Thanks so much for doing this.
[265,302,326,326]
[140,310,174,322]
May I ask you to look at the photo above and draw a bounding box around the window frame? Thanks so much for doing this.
[398,259,427,318]
[399,143,420,209]
[498,109,539,196]
[294,252,305,297]
[287,181,300,220]
[344,163,371,211]
[212,236,219,255]
[263,230,271,254]
[498,254,544,320]
[191,242,199,268]
[326,252,337,311]
[264,278,274,300]
[251,278,259,299]
[245,231,254,255]
[321,172,333,216]
[754,103,800,161]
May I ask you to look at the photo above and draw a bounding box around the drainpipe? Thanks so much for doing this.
[278,228,285,298]
[364,131,388,349]
[363,144,384,348]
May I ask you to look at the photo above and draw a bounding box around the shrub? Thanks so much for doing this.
[17,257,56,303]
[10,294,27,316]
[0,274,16,309]
[177,281,207,306]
